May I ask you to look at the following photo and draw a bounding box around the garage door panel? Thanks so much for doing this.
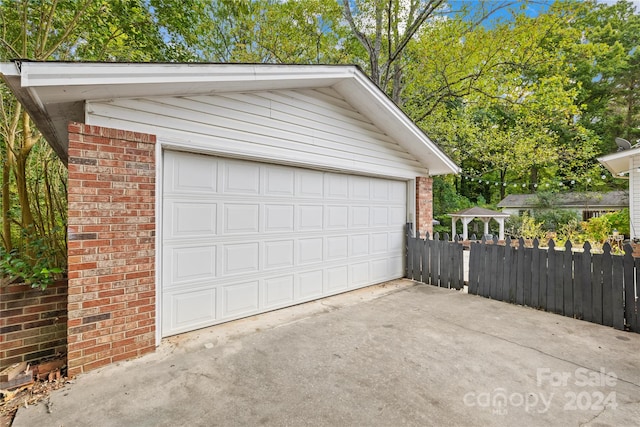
[371,207,389,227]
[389,232,404,252]
[371,232,388,253]
[390,206,405,226]
[223,281,259,317]
[264,240,294,269]
[164,201,217,239]
[389,256,404,277]
[350,176,370,200]
[164,287,217,333]
[165,152,218,194]
[164,245,217,286]
[372,179,389,201]
[265,204,294,232]
[162,151,407,337]
[299,205,323,230]
[326,205,348,229]
[296,170,324,198]
[298,270,324,299]
[264,275,295,308]
[350,234,370,257]
[223,161,260,194]
[265,167,295,196]
[371,258,390,281]
[223,243,259,274]
[325,174,348,199]
[326,236,348,260]
[350,262,370,286]
[350,206,369,228]
[326,266,348,292]
[223,203,260,233]
[298,238,323,264]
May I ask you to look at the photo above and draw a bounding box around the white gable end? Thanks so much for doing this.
[86,88,427,179]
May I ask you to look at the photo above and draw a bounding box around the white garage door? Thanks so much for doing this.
[162,151,407,337]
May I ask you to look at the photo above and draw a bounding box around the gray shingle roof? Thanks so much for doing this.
[497,191,628,209]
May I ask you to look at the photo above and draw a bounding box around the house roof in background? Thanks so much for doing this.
[449,207,511,218]
[497,191,628,209]
[0,60,460,175]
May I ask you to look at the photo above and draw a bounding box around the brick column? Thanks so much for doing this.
[416,176,433,237]
[67,123,156,376]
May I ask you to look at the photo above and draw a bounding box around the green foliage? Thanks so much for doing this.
[0,230,63,290]
[534,209,580,232]
[432,176,473,234]
[505,212,545,240]
[582,215,611,243]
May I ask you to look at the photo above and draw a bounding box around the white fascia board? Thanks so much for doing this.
[0,62,19,76]
[598,149,640,175]
[18,62,352,88]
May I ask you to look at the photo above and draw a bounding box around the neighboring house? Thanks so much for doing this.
[0,61,459,375]
[497,191,628,221]
[599,147,639,239]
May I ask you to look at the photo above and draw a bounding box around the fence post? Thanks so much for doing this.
[489,236,499,299]
[612,253,624,330]
[547,240,556,312]
[468,240,479,294]
[602,243,613,327]
[523,242,533,306]
[405,223,412,279]
[623,245,636,331]
[531,239,540,308]
[578,242,592,321]
[442,233,451,288]
[502,237,512,302]
[515,238,525,304]
[563,240,573,317]
[454,235,463,290]
[495,237,505,301]
[432,232,441,287]
[421,232,430,285]
[412,230,422,282]
[592,251,603,325]
[479,235,489,297]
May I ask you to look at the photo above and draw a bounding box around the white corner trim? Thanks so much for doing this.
[154,141,164,346]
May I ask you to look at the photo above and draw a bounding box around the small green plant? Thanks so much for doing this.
[582,215,611,243]
[0,235,64,290]
[506,212,545,241]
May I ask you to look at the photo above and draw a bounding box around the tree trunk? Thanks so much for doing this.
[2,154,11,251]
[14,112,36,233]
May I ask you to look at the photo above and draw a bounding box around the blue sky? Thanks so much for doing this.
[448,0,640,24]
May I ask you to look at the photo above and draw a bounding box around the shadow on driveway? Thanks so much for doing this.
[13,280,640,426]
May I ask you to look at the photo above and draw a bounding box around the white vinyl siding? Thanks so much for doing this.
[86,88,427,179]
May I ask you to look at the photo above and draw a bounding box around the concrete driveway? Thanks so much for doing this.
[13,280,640,427]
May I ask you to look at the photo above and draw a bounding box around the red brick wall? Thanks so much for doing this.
[67,123,156,376]
[416,176,433,237]
[0,280,68,370]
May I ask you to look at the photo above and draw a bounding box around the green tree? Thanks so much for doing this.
[0,0,183,284]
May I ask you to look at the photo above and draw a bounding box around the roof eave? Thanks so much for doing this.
[2,61,460,175]
[598,148,640,176]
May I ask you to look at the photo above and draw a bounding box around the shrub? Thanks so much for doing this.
[505,212,545,240]
[0,233,64,290]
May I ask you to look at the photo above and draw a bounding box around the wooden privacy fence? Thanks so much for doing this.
[405,223,464,290]
[468,237,639,333]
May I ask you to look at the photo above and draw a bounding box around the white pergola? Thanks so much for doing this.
[449,207,511,241]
